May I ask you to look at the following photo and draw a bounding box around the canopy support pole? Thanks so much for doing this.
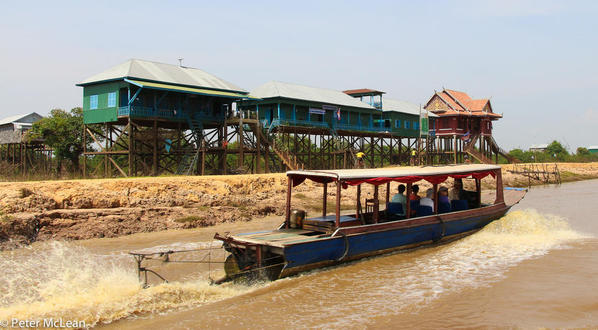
[385,182,390,206]
[285,177,291,228]
[406,182,412,219]
[356,184,361,219]
[323,183,328,217]
[495,169,504,204]
[433,183,438,214]
[373,185,379,223]
[475,178,481,208]
[335,181,341,228]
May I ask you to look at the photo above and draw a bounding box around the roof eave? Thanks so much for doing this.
[252,96,376,111]
[78,76,248,95]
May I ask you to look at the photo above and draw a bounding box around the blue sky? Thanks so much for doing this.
[1,0,597,150]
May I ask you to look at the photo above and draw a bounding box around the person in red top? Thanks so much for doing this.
[409,184,421,201]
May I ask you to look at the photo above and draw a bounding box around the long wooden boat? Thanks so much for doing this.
[214,164,526,282]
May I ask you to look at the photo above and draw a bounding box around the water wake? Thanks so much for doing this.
[288,209,588,327]
[0,241,253,327]
[0,209,588,328]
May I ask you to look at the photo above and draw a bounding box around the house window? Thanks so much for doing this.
[414,121,419,130]
[395,119,401,128]
[90,95,98,110]
[107,92,116,107]
[405,121,410,129]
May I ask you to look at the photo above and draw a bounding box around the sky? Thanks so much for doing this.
[1,0,597,150]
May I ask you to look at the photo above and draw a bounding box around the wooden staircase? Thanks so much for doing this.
[463,133,518,164]
[177,115,204,175]
[463,134,493,164]
[488,135,519,163]
[251,121,305,171]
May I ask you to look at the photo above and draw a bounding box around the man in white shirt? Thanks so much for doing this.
[420,188,435,212]
[391,184,407,216]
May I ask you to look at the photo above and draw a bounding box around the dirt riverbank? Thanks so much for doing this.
[1,162,597,249]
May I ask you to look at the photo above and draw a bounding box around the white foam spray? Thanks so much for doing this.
[0,241,253,327]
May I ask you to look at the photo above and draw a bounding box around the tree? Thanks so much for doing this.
[508,148,528,162]
[545,140,569,161]
[576,147,590,156]
[27,107,90,172]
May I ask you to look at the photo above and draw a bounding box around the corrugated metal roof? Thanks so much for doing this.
[529,144,549,149]
[251,81,376,110]
[78,59,247,93]
[0,112,43,126]
[382,98,438,117]
[343,88,385,95]
[287,164,500,181]
[126,79,258,100]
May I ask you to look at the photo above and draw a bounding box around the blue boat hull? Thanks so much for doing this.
[279,205,509,277]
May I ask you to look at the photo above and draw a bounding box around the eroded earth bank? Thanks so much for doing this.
[1,163,597,249]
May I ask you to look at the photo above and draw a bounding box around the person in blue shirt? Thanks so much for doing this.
[391,184,407,216]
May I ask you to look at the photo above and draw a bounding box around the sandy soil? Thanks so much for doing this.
[1,162,597,249]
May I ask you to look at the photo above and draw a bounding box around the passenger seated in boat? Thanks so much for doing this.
[449,179,478,210]
[438,186,450,204]
[420,188,435,212]
[413,189,434,216]
[437,186,451,213]
[409,184,421,216]
[409,184,421,201]
[390,184,407,216]
[449,179,464,201]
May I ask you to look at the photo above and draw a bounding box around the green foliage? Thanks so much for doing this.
[28,108,91,172]
[508,140,598,163]
[174,215,203,223]
[508,149,531,162]
[545,140,568,161]
[576,147,590,156]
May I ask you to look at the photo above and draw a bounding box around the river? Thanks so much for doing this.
[1,179,597,329]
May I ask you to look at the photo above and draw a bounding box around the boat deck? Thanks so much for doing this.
[232,228,327,248]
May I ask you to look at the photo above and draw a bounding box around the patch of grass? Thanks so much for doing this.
[294,193,309,200]
[560,171,598,183]
[175,215,203,223]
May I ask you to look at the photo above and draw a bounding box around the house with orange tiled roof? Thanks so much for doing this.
[425,88,501,137]
[424,89,513,164]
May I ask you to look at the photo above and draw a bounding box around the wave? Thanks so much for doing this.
[0,241,255,327]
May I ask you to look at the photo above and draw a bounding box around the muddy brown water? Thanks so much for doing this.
[1,180,597,329]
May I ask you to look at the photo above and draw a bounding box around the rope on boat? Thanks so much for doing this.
[331,231,349,262]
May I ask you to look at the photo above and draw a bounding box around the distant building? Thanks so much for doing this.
[529,144,549,152]
[0,112,44,144]
[588,146,598,154]
[423,88,511,164]
[242,81,432,137]
[424,88,501,137]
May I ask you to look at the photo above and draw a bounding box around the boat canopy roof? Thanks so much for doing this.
[287,164,501,187]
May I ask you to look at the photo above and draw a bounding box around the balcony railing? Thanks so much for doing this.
[118,106,223,122]
[333,122,390,133]
[263,117,393,133]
